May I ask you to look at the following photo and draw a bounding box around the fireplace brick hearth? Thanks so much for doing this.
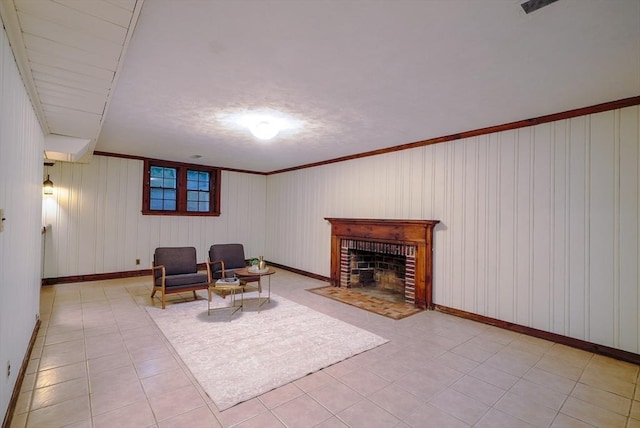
[325,218,439,309]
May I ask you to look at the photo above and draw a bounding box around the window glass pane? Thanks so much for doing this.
[199,202,209,212]
[198,181,209,191]
[187,191,198,201]
[187,170,198,180]
[200,192,209,202]
[187,180,198,190]
[187,201,198,211]
[164,189,176,200]
[150,166,164,177]
[149,165,178,211]
[199,172,209,181]
[150,199,163,210]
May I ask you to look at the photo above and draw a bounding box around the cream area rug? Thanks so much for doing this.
[145,293,388,410]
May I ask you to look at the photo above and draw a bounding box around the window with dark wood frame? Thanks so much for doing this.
[142,159,221,216]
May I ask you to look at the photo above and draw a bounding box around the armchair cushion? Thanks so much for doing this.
[154,247,198,276]
[155,272,209,288]
[209,244,246,270]
[208,243,260,283]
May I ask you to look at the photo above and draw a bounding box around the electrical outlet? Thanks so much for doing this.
[6,361,10,378]
[136,258,140,265]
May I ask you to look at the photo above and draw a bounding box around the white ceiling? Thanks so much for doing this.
[2,0,639,173]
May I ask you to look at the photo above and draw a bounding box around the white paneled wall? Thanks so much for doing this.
[42,156,267,278]
[266,107,640,353]
[0,24,44,420]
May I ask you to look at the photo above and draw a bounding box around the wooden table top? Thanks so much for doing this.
[234,267,276,276]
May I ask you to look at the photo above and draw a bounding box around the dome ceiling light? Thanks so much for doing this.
[215,109,304,142]
[249,120,280,140]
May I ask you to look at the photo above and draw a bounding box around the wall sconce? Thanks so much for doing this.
[43,161,54,195]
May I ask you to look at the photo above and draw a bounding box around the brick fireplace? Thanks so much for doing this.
[325,218,439,309]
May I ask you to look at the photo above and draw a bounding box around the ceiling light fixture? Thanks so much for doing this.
[249,120,280,140]
[216,109,304,141]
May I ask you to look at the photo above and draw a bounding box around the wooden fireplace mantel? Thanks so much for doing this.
[325,218,439,309]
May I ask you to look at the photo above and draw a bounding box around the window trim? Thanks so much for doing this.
[142,159,221,216]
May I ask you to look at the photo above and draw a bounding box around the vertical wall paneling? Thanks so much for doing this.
[0,23,44,420]
[463,138,477,312]
[614,110,621,347]
[452,140,465,308]
[124,160,139,269]
[443,141,453,305]
[532,123,552,332]
[618,106,639,351]
[485,133,498,318]
[552,120,569,335]
[431,143,447,303]
[589,111,616,347]
[78,162,96,274]
[515,128,532,326]
[549,124,555,333]
[95,157,107,272]
[498,130,516,322]
[266,105,640,354]
[422,145,433,219]
[489,132,501,319]
[568,116,587,340]
[563,120,571,335]
[584,115,592,341]
[476,135,488,315]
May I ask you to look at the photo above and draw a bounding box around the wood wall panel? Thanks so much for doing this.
[552,121,568,335]
[568,116,588,340]
[487,134,499,317]
[618,107,639,352]
[515,128,532,327]
[532,123,552,331]
[431,143,448,304]
[265,105,640,354]
[498,131,516,323]
[0,25,44,421]
[589,111,616,346]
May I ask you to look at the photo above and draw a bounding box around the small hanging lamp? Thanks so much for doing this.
[43,162,54,195]
[43,175,54,195]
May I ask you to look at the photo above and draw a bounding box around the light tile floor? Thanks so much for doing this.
[9,269,640,427]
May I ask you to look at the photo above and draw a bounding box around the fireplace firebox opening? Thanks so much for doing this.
[340,239,416,305]
[348,249,407,304]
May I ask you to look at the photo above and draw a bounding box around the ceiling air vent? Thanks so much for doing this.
[521,0,559,14]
